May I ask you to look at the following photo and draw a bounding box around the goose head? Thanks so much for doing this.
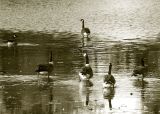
[80,19,84,22]
[8,34,16,41]
[13,34,16,38]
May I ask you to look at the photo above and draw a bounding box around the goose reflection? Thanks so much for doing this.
[133,79,148,99]
[132,58,148,80]
[79,80,93,107]
[103,86,115,110]
[48,85,54,114]
[79,52,93,81]
[2,82,22,111]
[36,51,54,81]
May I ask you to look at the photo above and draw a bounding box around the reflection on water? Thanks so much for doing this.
[0,30,160,113]
[103,87,115,110]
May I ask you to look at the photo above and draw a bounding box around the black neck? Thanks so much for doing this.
[50,52,53,62]
[85,54,89,64]
[81,19,84,28]
[141,59,144,66]
[108,63,112,74]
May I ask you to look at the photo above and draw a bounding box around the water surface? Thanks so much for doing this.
[0,30,160,114]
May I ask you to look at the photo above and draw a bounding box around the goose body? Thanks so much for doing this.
[80,19,90,38]
[36,52,54,79]
[7,34,17,47]
[132,58,147,80]
[7,40,17,47]
[79,53,93,81]
[103,63,115,110]
[103,63,116,88]
[36,63,53,75]
[0,71,6,75]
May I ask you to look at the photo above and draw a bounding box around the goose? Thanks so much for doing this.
[80,19,90,38]
[132,58,147,80]
[79,53,93,81]
[36,51,54,79]
[0,70,6,75]
[7,34,17,47]
[103,63,116,88]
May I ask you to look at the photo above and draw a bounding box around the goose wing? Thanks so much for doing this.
[132,66,146,76]
[81,28,90,34]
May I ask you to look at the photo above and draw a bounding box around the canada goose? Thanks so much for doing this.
[132,58,147,80]
[79,52,93,81]
[103,63,116,88]
[35,51,54,79]
[0,70,6,75]
[80,19,90,38]
[103,64,115,110]
[7,34,17,47]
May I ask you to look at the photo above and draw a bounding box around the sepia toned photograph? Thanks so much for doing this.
[0,0,160,114]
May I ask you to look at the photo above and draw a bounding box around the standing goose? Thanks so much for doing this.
[7,34,17,47]
[132,58,147,80]
[103,63,116,88]
[79,52,93,81]
[80,19,90,38]
[36,51,54,79]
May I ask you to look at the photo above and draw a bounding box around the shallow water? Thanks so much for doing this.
[0,31,160,114]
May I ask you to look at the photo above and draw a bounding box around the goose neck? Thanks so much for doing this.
[82,20,84,28]
[85,54,89,64]
[108,63,112,74]
[50,52,53,62]
[141,59,145,66]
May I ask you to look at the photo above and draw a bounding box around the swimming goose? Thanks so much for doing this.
[36,51,54,79]
[103,63,116,88]
[80,19,90,38]
[79,53,93,81]
[132,58,147,80]
[0,70,6,75]
[7,34,17,47]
